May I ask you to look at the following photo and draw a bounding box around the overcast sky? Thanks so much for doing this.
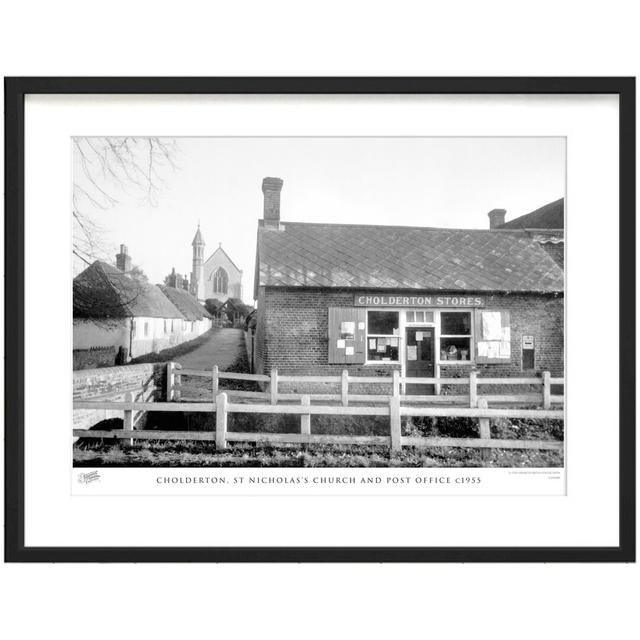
[74,137,565,302]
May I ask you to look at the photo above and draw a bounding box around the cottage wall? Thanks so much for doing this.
[255,287,564,393]
[73,317,131,350]
[74,316,212,366]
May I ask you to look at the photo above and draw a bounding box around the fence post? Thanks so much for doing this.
[341,369,349,406]
[124,391,134,446]
[469,370,477,408]
[166,362,174,401]
[212,365,219,397]
[300,395,311,435]
[216,392,228,450]
[389,395,401,453]
[270,368,278,405]
[174,363,182,401]
[542,371,551,409]
[392,369,400,398]
[477,397,491,462]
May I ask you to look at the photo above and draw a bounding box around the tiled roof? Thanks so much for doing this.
[159,285,212,321]
[499,198,564,229]
[257,222,564,293]
[74,261,184,319]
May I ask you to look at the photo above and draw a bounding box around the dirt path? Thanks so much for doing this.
[173,328,246,371]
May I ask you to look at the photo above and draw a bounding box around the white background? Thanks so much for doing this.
[1,2,638,639]
[25,94,610,547]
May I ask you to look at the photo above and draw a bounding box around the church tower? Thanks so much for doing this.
[190,224,205,301]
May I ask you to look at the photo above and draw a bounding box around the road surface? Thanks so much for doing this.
[173,328,245,371]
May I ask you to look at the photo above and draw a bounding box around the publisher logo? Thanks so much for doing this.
[78,470,101,484]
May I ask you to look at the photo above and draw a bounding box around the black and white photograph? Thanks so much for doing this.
[72,136,565,471]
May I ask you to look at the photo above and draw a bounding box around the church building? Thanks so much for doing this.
[189,225,243,303]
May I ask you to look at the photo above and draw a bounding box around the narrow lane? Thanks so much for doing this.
[173,328,246,371]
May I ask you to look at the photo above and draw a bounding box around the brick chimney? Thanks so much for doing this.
[488,208,506,229]
[167,267,178,288]
[262,177,284,228]
[115,244,132,272]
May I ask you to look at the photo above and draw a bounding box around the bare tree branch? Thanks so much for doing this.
[72,136,179,273]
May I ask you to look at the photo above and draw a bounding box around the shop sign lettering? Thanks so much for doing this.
[354,294,484,307]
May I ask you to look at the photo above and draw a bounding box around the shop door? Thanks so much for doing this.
[405,327,435,395]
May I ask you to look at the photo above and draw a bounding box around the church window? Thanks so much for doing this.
[212,267,228,295]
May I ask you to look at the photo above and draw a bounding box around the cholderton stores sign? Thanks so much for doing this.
[253,177,564,393]
[355,295,485,307]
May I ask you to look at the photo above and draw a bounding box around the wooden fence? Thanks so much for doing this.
[73,364,564,453]
[169,363,564,409]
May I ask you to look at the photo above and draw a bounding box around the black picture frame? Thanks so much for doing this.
[4,77,635,563]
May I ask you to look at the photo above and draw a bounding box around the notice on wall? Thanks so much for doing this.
[377,339,387,352]
[340,321,355,339]
[358,321,365,330]
[478,340,511,360]
[522,335,535,349]
[345,346,354,356]
[486,342,500,358]
[416,331,424,341]
[389,337,399,347]
[407,346,418,361]
[482,312,502,340]
[336,339,346,349]
[369,338,376,350]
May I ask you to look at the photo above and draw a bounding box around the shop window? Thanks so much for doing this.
[406,310,434,323]
[439,311,471,361]
[367,310,400,362]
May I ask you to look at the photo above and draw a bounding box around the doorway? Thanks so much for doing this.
[405,326,435,395]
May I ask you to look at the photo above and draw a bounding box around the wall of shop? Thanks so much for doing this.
[254,287,563,393]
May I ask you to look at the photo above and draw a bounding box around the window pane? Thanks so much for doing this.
[367,336,400,362]
[406,311,415,322]
[367,311,398,335]
[439,337,471,361]
[441,312,471,335]
[424,311,434,323]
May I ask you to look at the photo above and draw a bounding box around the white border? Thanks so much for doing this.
[24,94,619,547]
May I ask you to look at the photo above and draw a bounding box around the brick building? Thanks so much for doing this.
[253,177,564,393]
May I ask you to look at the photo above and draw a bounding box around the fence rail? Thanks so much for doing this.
[171,364,564,409]
[74,362,565,454]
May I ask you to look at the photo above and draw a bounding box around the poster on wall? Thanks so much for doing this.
[4,77,633,563]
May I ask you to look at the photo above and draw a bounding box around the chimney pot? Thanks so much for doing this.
[262,177,284,227]
[488,208,507,229]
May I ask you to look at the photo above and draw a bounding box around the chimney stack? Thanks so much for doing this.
[488,208,506,229]
[262,177,284,228]
[115,244,132,273]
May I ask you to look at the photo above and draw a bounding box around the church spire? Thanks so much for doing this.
[190,223,205,301]
[192,223,205,246]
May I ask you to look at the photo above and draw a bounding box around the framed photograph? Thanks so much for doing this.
[5,77,635,562]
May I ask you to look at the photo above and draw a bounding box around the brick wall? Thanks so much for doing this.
[73,363,166,430]
[255,287,564,393]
